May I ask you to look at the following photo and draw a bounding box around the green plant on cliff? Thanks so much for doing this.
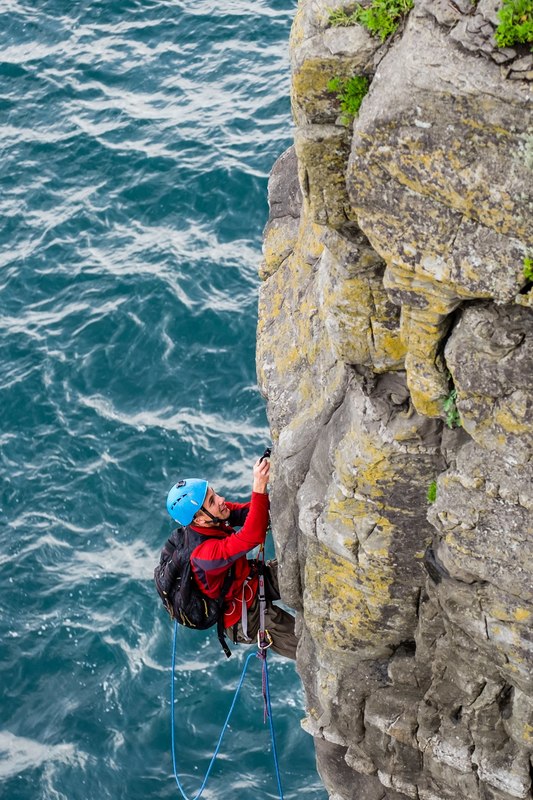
[328,4,359,26]
[328,0,414,41]
[494,0,533,48]
[443,388,462,429]
[327,75,370,125]
[427,481,437,504]
[523,256,533,281]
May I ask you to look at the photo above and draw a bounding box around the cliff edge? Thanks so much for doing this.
[257,1,533,798]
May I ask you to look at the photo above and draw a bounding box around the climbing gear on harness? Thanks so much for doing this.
[167,479,208,525]
[238,578,254,641]
[257,629,273,651]
[255,543,274,722]
[257,544,271,651]
[154,525,234,657]
[169,620,284,800]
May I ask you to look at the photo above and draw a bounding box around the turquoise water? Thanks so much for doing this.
[0,1,327,798]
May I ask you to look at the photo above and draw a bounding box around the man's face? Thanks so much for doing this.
[193,487,230,526]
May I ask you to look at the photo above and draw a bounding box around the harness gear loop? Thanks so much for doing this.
[256,544,270,649]
[239,579,253,642]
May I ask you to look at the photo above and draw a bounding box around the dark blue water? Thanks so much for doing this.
[0,2,326,798]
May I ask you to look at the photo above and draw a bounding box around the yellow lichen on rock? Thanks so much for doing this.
[260,219,300,280]
[295,126,352,226]
[320,247,406,371]
[257,205,349,442]
[291,58,341,126]
[303,540,395,653]
[372,112,530,240]
[296,385,441,658]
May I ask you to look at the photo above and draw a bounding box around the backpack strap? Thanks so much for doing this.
[216,566,235,658]
[185,526,235,658]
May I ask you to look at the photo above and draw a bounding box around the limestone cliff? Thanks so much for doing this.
[256,1,532,798]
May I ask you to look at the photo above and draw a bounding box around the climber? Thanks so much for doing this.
[165,455,297,660]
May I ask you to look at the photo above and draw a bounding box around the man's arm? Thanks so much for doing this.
[191,492,269,576]
[191,458,270,576]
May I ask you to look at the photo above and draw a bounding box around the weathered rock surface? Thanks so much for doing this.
[445,303,533,463]
[347,5,531,418]
[257,1,532,799]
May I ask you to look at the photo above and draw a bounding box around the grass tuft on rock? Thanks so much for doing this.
[328,0,414,41]
[443,388,462,429]
[327,75,370,125]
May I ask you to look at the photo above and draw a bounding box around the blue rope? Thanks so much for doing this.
[170,621,284,800]
[263,654,284,798]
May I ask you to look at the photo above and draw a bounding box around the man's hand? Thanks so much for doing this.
[252,456,270,494]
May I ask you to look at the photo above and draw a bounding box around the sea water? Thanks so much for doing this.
[0,1,327,798]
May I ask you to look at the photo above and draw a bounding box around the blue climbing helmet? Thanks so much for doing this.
[166,479,208,526]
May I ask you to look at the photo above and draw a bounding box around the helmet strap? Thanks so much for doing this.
[199,505,223,525]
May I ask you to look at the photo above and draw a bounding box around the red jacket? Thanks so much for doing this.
[189,491,270,628]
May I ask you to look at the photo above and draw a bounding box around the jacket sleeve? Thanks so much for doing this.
[191,492,269,577]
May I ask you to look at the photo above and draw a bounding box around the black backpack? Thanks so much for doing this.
[154,526,234,657]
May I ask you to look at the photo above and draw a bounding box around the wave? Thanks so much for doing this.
[0,730,87,780]
[77,392,267,439]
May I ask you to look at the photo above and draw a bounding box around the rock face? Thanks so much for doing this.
[256,2,532,799]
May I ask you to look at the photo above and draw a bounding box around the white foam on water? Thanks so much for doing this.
[0,730,87,780]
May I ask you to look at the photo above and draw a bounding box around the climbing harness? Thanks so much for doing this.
[169,543,284,800]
